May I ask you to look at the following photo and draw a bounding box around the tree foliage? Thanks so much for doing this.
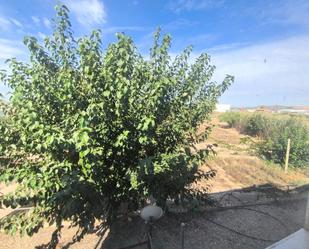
[258,118,309,167]
[0,4,233,246]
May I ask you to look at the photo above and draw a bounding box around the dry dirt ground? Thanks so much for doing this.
[0,197,307,249]
[0,118,308,249]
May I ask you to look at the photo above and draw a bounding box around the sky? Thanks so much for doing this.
[0,0,308,107]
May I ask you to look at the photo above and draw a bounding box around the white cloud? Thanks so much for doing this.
[0,16,24,31]
[10,18,23,28]
[31,16,51,29]
[0,16,11,30]
[207,42,249,53]
[31,16,40,25]
[64,0,106,27]
[167,0,224,13]
[0,39,24,60]
[263,0,309,28]
[43,17,51,29]
[207,36,309,106]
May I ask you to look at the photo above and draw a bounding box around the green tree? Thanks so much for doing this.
[0,4,233,247]
[258,118,309,167]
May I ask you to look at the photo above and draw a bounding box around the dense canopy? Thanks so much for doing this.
[0,4,233,247]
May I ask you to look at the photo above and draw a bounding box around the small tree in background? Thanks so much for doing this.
[258,118,309,167]
[0,4,233,247]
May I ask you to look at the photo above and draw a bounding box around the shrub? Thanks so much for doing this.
[220,112,244,129]
[258,119,309,167]
[244,114,272,137]
[221,112,273,137]
[0,4,233,246]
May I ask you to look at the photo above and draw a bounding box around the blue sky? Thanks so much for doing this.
[0,0,308,107]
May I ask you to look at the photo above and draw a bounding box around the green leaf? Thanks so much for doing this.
[79,131,89,144]
[46,135,54,145]
[79,148,90,158]
[103,91,110,97]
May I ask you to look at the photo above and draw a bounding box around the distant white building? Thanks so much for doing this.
[215,104,231,112]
